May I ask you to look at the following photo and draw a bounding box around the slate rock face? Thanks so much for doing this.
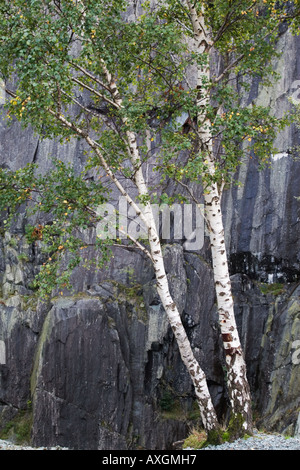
[31,297,133,450]
[0,237,198,449]
[1,19,300,449]
[30,286,192,450]
[223,30,300,282]
[256,284,300,434]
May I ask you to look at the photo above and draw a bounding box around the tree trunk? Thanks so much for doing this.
[144,204,220,433]
[203,171,253,435]
[185,0,253,435]
[91,56,222,435]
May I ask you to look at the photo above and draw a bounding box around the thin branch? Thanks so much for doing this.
[212,0,259,47]
[173,177,200,205]
[60,89,99,118]
[118,227,152,260]
[69,61,112,94]
[173,177,209,228]
[83,203,152,260]
[213,53,245,83]
[5,88,16,98]
[71,76,119,109]
[56,82,62,115]
[175,18,194,35]
[47,108,150,230]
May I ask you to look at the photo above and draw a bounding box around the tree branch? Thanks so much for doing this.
[71,76,119,110]
[118,227,152,261]
[47,108,150,231]
[213,53,245,83]
[69,61,112,94]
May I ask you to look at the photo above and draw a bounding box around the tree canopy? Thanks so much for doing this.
[0,0,298,295]
[0,0,298,292]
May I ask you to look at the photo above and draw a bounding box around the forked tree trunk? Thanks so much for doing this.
[185,0,253,434]
[124,126,221,434]
[145,205,220,433]
[87,53,222,434]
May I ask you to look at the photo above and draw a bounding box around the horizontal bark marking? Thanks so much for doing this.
[225,347,237,356]
[215,280,226,288]
[225,346,243,357]
[222,333,233,342]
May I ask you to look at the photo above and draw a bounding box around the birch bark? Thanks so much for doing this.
[185,0,253,433]
[62,14,221,432]
[146,211,220,433]
[102,63,220,434]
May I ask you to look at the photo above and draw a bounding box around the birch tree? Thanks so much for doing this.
[0,0,223,441]
[0,0,299,444]
[159,0,300,435]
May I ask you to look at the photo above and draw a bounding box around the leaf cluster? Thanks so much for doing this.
[0,160,111,297]
[0,0,190,137]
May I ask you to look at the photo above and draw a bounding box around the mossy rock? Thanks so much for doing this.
[183,413,251,449]
[0,409,33,445]
[183,429,207,449]
[259,282,285,297]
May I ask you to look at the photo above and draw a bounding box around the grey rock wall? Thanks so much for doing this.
[0,24,300,449]
[223,30,300,281]
[222,29,300,435]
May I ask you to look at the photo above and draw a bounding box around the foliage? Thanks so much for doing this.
[0,408,33,445]
[183,412,252,448]
[158,0,299,188]
[0,0,194,296]
[182,428,207,449]
[0,160,110,296]
[259,282,285,296]
[0,0,189,138]
[0,0,299,298]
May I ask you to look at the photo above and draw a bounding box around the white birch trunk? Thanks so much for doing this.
[125,122,220,434]
[145,207,220,432]
[85,55,221,433]
[56,107,220,432]
[203,169,252,432]
[185,0,253,433]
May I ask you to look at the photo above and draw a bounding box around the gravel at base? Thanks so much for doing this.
[0,439,68,450]
[1,430,300,450]
[193,430,300,450]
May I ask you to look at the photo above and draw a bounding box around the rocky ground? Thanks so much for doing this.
[189,430,300,451]
[1,430,300,450]
[0,439,68,450]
